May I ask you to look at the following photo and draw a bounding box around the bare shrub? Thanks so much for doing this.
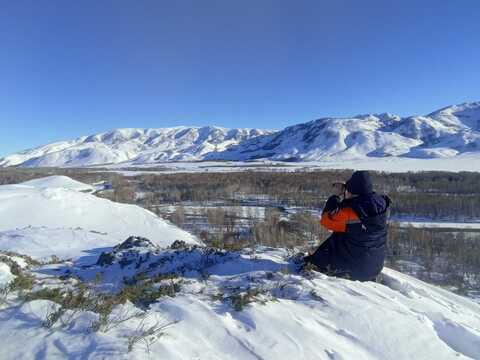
[126,317,179,353]
[91,305,144,333]
[42,303,65,328]
[8,272,36,293]
[0,286,9,305]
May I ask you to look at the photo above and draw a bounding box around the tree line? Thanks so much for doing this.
[1,167,478,220]
[131,170,480,221]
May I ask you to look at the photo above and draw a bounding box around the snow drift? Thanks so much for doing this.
[20,175,96,192]
[0,176,198,259]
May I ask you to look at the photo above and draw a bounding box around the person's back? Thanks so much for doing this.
[305,171,390,281]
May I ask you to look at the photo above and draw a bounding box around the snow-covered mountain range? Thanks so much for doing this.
[1,101,479,167]
[207,101,480,161]
[0,127,272,167]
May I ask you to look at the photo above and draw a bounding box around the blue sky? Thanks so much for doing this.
[1,0,479,156]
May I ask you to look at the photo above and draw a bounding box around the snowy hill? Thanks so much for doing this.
[0,176,198,259]
[0,127,272,167]
[207,101,480,161]
[20,175,96,192]
[0,239,479,359]
[1,101,479,167]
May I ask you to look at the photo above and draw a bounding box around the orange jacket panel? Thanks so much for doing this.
[320,207,360,233]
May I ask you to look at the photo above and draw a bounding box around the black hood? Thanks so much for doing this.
[346,171,373,195]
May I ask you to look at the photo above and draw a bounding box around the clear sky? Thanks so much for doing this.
[1,0,479,156]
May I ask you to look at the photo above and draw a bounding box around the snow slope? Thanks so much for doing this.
[0,177,198,259]
[0,127,272,167]
[0,242,479,359]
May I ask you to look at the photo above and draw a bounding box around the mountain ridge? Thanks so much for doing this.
[0,126,274,167]
[1,101,479,167]
[206,101,480,161]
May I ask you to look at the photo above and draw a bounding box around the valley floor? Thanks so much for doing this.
[96,153,480,174]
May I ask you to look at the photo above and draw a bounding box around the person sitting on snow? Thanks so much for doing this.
[304,170,391,281]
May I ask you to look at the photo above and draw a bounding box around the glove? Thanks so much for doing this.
[323,195,341,213]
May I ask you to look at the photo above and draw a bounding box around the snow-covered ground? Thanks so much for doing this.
[0,176,198,259]
[20,175,96,193]
[0,241,479,360]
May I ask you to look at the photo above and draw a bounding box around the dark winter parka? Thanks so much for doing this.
[308,171,391,281]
